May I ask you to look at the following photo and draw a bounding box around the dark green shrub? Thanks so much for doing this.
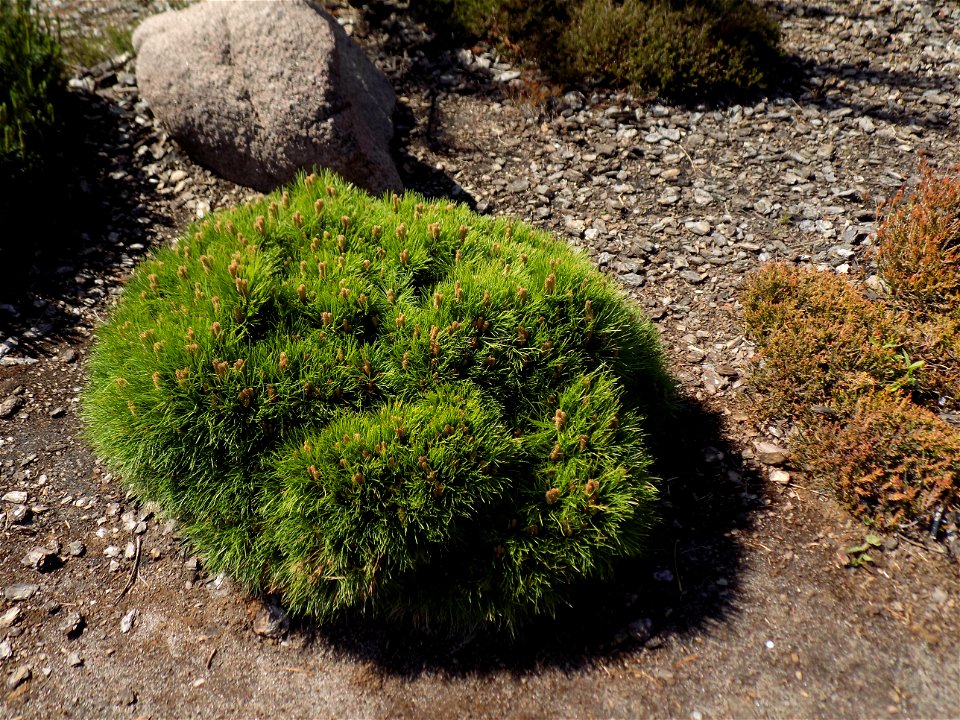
[0,0,62,179]
[83,171,673,631]
[414,0,782,99]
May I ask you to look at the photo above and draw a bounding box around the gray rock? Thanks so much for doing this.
[627,617,653,642]
[702,366,727,395]
[0,394,22,418]
[0,639,10,660]
[60,611,85,639]
[20,548,60,572]
[2,490,27,504]
[4,583,39,601]
[66,651,83,667]
[753,440,790,465]
[253,602,289,639]
[7,505,31,524]
[67,541,86,557]
[0,606,21,629]
[120,608,138,633]
[133,0,401,194]
[685,220,711,236]
[5,665,30,691]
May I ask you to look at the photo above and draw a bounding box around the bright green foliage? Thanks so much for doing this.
[0,0,62,178]
[415,0,782,99]
[83,171,673,631]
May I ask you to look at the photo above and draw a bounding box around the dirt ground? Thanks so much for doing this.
[2,1,959,718]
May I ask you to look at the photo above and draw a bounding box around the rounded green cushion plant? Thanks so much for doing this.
[83,171,673,631]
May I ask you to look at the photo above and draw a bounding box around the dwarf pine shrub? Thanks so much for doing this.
[83,171,673,631]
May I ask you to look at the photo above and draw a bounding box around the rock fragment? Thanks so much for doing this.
[253,602,289,639]
[753,441,790,465]
[5,665,31,691]
[4,583,39,601]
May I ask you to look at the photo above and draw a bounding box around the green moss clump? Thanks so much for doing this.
[83,171,673,632]
[415,0,782,100]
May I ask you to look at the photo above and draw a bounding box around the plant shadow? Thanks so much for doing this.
[291,392,763,678]
[359,0,953,136]
[0,75,169,351]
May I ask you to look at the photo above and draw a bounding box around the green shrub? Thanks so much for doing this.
[83,171,674,632]
[0,0,63,179]
[415,0,782,99]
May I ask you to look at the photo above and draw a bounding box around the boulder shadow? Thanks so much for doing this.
[391,98,477,210]
[290,392,763,678]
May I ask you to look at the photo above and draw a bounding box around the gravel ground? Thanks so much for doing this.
[2,1,959,718]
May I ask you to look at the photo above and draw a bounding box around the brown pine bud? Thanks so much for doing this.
[553,409,567,430]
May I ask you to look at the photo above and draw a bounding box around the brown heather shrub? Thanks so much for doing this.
[740,263,919,420]
[871,163,960,397]
[874,161,960,315]
[741,167,960,537]
[798,392,960,531]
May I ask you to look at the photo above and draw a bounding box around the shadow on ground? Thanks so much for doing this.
[293,393,763,678]
[363,0,953,138]
[0,80,167,351]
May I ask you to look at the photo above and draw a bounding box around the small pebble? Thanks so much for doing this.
[5,665,31,691]
[60,611,85,639]
[0,606,22,628]
[252,603,289,639]
[120,608,138,633]
[753,441,790,465]
[770,469,791,484]
[2,490,28,504]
